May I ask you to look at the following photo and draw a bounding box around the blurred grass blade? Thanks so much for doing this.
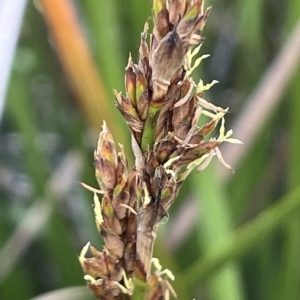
[39,0,123,138]
[79,0,124,93]
[0,201,51,284]
[219,17,300,182]
[237,0,263,72]
[0,151,82,284]
[193,164,245,300]
[273,1,300,298]
[183,184,300,288]
[0,0,27,121]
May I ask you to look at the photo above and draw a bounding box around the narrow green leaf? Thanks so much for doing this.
[183,184,300,288]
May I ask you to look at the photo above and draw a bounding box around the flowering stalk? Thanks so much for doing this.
[79,0,241,299]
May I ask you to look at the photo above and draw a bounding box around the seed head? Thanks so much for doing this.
[81,1,241,299]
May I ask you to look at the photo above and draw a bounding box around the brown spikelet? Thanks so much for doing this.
[80,0,241,299]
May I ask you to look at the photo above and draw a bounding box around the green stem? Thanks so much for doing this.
[141,105,161,152]
[183,184,300,289]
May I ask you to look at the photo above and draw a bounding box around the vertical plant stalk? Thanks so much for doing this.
[80,0,241,299]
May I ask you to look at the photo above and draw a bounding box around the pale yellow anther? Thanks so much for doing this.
[116,282,130,294]
[165,168,176,177]
[164,156,181,169]
[94,193,103,230]
[191,44,202,58]
[80,182,104,194]
[79,241,90,267]
[185,45,208,77]
[160,269,175,281]
[200,110,227,124]
[114,272,133,295]
[152,257,162,271]
[122,269,134,291]
[151,258,175,280]
[196,79,219,93]
[187,54,210,77]
[84,274,96,283]
[142,182,151,206]
[218,118,242,144]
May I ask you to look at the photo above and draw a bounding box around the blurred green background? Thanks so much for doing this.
[1,0,300,299]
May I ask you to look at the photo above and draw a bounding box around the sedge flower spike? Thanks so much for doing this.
[80,0,241,299]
